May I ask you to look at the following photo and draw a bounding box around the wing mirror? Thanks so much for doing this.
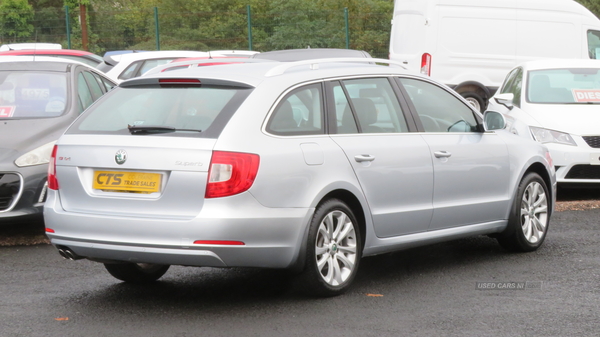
[483,111,506,131]
[494,93,514,109]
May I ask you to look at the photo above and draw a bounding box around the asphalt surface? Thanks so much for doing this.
[1,190,600,336]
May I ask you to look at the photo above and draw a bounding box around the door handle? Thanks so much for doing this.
[433,151,452,158]
[354,154,375,162]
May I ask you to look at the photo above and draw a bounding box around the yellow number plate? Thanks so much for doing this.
[93,171,161,193]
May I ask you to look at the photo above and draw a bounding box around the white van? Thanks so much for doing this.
[389,0,600,111]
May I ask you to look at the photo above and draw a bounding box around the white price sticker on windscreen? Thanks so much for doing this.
[21,88,50,100]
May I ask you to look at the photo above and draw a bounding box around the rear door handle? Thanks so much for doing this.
[433,151,452,158]
[354,154,375,162]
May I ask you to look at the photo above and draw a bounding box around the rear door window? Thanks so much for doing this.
[334,77,409,134]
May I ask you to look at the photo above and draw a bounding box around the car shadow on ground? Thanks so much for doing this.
[56,235,512,313]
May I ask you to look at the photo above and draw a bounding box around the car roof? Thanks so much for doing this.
[109,50,210,63]
[0,43,61,51]
[143,57,272,76]
[0,49,97,56]
[519,59,600,71]
[251,48,372,61]
[124,58,411,88]
[0,56,96,71]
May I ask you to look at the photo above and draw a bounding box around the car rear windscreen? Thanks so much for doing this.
[67,85,252,138]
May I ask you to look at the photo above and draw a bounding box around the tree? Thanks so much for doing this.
[577,0,600,18]
[0,0,35,43]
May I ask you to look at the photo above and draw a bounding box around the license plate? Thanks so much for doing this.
[590,154,600,166]
[93,171,161,193]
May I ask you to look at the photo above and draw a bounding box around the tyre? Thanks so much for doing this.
[104,263,170,283]
[461,91,485,112]
[299,199,362,297]
[497,172,550,252]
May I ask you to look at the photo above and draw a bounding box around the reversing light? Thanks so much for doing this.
[193,240,245,245]
[205,151,260,198]
[421,53,432,76]
[48,145,59,190]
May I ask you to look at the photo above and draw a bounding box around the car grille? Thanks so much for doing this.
[0,173,22,212]
[565,165,600,180]
[583,136,600,148]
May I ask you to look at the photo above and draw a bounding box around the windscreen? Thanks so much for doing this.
[68,85,252,138]
[0,71,67,118]
[527,68,600,104]
[587,30,600,59]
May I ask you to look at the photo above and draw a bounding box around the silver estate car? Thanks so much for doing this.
[44,58,556,296]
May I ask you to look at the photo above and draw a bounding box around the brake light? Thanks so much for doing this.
[205,151,260,198]
[158,78,201,84]
[421,53,432,76]
[48,145,59,190]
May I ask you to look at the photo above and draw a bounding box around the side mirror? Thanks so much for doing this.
[494,93,514,109]
[483,110,506,131]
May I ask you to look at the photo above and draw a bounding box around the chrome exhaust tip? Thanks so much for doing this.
[56,246,83,261]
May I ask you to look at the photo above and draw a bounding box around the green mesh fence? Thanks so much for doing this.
[0,6,391,58]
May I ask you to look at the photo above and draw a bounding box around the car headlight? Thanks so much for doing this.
[14,141,57,167]
[529,126,576,146]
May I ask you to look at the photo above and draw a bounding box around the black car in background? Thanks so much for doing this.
[0,57,116,224]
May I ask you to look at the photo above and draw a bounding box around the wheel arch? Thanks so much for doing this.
[288,188,368,273]
[453,81,492,99]
[523,162,555,217]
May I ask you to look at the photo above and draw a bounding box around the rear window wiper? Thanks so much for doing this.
[127,125,202,134]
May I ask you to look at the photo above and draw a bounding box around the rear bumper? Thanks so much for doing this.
[44,191,313,268]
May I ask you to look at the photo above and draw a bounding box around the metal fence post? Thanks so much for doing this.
[247,5,253,51]
[154,7,160,51]
[65,5,71,49]
[344,7,350,49]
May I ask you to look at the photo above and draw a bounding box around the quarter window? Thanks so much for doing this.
[399,78,479,133]
[77,73,94,113]
[266,84,324,136]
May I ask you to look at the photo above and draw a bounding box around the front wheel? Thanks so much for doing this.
[104,263,170,283]
[497,172,550,252]
[299,199,362,297]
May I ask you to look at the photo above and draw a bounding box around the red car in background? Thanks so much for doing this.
[0,49,103,68]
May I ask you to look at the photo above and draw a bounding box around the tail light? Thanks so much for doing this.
[421,53,432,76]
[205,151,260,198]
[48,145,59,190]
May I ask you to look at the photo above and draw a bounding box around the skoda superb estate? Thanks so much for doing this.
[44,58,556,296]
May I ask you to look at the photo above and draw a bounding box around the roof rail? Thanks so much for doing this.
[264,58,407,77]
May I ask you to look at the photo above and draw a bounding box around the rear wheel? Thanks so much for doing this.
[497,172,550,252]
[299,199,362,297]
[461,91,485,112]
[104,263,170,283]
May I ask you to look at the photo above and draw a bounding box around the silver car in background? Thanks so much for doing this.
[44,59,556,296]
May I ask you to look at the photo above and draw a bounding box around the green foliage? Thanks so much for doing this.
[7,0,394,56]
[577,0,600,18]
[0,0,35,42]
